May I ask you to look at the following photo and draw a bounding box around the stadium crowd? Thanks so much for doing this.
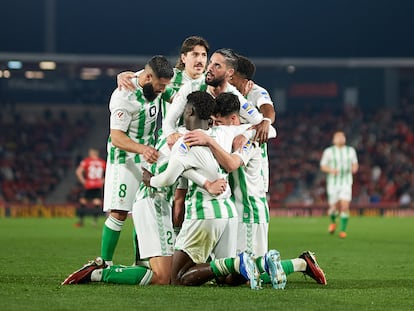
[0,101,413,207]
[0,108,93,204]
[268,100,414,207]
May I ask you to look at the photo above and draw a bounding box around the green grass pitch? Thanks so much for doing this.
[1,216,413,310]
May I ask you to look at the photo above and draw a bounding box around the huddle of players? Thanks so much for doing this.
[61,36,327,288]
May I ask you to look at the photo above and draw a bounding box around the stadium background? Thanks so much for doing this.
[1,0,414,217]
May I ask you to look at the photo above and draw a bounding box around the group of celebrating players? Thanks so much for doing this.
[62,36,327,289]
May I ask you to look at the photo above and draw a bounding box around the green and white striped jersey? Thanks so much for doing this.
[107,70,174,165]
[150,126,253,220]
[230,141,269,224]
[320,145,358,187]
[160,69,205,120]
[163,80,263,137]
[246,83,275,193]
[136,136,175,203]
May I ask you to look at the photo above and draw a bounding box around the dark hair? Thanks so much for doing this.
[147,55,174,79]
[186,91,216,120]
[214,92,240,117]
[176,36,210,70]
[236,55,256,80]
[214,48,238,70]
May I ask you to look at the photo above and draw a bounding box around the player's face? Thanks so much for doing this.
[143,76,171,101]
[212,114,238,126]
[333,132,346,146]
[205,53,231,87]
[151,77,171,94]
[181,45,208,79]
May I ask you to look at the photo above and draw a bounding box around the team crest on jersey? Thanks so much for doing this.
[178,141,192,153]
[116,111,125,120]
[242,102,255,115]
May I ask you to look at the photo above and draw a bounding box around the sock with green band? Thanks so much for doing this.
[101,215,124,262]
[340,212,349,232]
[99,265,153,285]
[210,258,237,276]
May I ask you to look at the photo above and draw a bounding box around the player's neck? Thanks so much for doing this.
[207,82,227,98]
[186,120,210,131]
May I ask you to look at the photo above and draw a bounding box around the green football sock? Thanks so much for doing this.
[258,259,293,285]
[102,265,153,285]
[340,215,349,232]
[210,258,236,276]
[259,272,271,284]
[281,260,294,275]
[330,213,337,223]
[101,216,124,261]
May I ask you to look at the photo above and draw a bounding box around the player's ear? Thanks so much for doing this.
[189,106,196,116]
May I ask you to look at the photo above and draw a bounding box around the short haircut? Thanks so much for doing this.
[214,92,240,117]
[186,91,216,121]
[214,48,238,70]
[176,36,210,70]
[236,54,256,80]
[147,55,174,79]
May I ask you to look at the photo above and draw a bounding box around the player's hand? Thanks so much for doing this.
[331,168,339,175]
[167,132,183,149]
[252,119,271,145]
[184,130,212,146]
[117,71,136,91]
[142,146,159,164]
[142,167,154,187]
[243,80,254,96]
[204,178,227,195]
[232,134,249,151]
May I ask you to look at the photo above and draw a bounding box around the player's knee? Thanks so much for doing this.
[110,210,128,221]
[151,273,170,285]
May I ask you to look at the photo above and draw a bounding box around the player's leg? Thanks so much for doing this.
[170,250,196,285]
[61,257,153,286]
[148,256,172,285]
[327,185,339,234]
[101,160,141,265]
[338,199,350,238]
[172,218,228,285]
[132,196,174,284]
[92,197,102,226]
[172,188,186,235]
[101,210,128,266]
[75,197,88,227]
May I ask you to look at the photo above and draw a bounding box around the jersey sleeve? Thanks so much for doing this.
[232,140,257,166]
[108,89,134,132]
[150,156,186,188]
[162,81,192,137]
[250,86,274,109]
[320,148,331,166]
[235,90,263,125]
[150,138,192,187]
[182,169,208,188]
[350,147,358,164]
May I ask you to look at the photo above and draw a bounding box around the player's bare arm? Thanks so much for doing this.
[184,131,243,172]
[320,165,338,175]
[167,132,183,149]
[110,129,159,163]
[203,178,227,195]
[253,103,275,144]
